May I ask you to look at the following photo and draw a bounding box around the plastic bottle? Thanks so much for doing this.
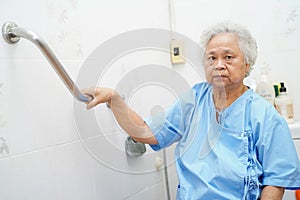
[275,82,294,124]
[256,64,275,105]
[296,190,300,200]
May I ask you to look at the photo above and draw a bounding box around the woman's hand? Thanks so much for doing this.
[81,87,117,110]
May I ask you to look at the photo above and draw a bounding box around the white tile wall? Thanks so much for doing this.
[1,0,300,199]
[93,150,168,200]
[0,141,96,200]
[0,0,172,199]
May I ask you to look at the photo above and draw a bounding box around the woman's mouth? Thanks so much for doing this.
[212,75,228,80]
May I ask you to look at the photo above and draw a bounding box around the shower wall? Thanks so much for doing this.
[1,1,300,200]
[0,1,178,200]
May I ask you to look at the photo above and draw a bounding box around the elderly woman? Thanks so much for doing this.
[83,22,300,199]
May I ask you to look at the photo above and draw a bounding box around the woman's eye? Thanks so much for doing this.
[208,56,215,61]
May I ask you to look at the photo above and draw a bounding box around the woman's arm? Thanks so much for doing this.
[82,87,157,144]
[260,186,284,200]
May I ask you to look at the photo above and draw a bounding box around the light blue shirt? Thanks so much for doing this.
[145,82,300,199]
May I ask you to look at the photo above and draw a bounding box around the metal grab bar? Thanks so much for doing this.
[1,21,92,102]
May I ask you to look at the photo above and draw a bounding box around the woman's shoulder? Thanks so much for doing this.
[248,91,284,123]
[250,91,275,110]
[191,82,211,96]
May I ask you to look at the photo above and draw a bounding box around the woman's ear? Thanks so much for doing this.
[245,64,251,76]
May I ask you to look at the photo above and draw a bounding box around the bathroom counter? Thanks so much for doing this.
[290,121,300,139]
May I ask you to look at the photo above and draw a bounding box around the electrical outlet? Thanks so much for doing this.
[170,39,185,64]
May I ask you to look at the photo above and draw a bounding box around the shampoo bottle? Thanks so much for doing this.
[275,82,294,124]
[256,64,275,105]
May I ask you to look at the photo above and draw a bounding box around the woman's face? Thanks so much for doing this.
[204,33,250,90]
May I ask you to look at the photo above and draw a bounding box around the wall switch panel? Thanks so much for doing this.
[170,39,185,64]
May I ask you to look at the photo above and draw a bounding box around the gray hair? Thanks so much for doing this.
[200,21,258,77]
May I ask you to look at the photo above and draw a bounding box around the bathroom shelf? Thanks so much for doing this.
[289,121,300,139]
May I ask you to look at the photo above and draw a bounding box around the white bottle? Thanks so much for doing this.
[256,64,275,105]
[275,82,294,124]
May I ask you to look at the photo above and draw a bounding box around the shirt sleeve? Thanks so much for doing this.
[257,111,300,189]
[144,86,197,151]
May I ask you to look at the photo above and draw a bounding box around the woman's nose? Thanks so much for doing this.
[214,59,225,70]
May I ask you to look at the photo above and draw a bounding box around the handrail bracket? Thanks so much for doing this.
[2,22,20,44]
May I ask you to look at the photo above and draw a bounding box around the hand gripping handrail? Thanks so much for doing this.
[2,21,92,102]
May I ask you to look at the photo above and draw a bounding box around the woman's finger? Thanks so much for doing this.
[86,98,99,110]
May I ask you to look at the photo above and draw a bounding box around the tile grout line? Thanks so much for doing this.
[0,138,80,161]
[0,130,124,161]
